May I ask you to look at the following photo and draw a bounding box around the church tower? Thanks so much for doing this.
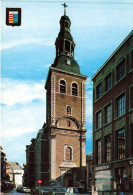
[45,4,87,187]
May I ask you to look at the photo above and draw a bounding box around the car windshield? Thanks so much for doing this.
[53,187,66,192]
[44,187,51,190]
[73,188,86,193]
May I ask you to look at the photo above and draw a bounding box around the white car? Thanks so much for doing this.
[22,187,31,193]
[65,187,90,195]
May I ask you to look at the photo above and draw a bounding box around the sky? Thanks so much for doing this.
[1,0,133,167]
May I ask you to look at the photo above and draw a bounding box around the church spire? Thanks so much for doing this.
[62,2,68,16]
[55,4,75,59]
[52,4,81,75]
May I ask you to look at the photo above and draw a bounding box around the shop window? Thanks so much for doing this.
[115,168,125,191]
[96,111,102,129]
[105,73,111,92]
[96,139,102,164]
[60,80,66,93]
[117,129,125,160]
[67,106,71,115]
[66,146,72,161]
[95,170,111,191]
[116,58,125,82]
[105,135,111,162]
[130,86,133,109]
[96,83,102,100]
[116,93,125,117]
[104,103,112,124]
[72,83,78,96]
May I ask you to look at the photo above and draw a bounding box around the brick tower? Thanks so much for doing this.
[44,5,87,187]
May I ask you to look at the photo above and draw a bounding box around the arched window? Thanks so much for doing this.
[71,45,74,56]
[66,147,72,161]
[72,83,78,96]
[60,80,66,93]
[65,40,70,52]
[67,106,71,115]
[59,40,63,52]
[65,21,69,28]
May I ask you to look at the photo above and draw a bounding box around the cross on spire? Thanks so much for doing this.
[62,2,68,16]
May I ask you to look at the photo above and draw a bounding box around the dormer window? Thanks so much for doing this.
[67,58,71,65]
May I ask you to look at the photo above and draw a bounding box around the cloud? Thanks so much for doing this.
[1,78,45,105]
[1,77,93,139]
[1,103,45,137]
[39,64,51,69]
[86,77,93,89]
[1,38,54,50]
[1,78,46,137]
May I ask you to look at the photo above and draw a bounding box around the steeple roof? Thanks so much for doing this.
[60,15,71,23]
[52,56,80,74]
[51,5,81,75]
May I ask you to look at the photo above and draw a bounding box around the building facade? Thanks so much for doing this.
[1,147,14,192]
[26,7,87,187]
[25,139,36,187]
[7,162,24,188]
[86,153,93,193]
[92,31,133,194]
[1,146,8,192]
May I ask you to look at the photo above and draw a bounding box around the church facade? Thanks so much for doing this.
[26,7,87,188]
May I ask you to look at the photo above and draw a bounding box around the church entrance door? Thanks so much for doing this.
[63,174,73,187]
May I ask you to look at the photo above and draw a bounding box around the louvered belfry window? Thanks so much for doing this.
[72,83,77,96]
[60,80,66,93]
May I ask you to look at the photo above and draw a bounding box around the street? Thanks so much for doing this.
[1,189,31,195]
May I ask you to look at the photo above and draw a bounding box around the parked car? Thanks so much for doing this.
[65,187,90,195]
[21,187,31,193]
[38,186,51,195]
[16,186,23,192]
[31,186,44,194]
[49,187,67,195]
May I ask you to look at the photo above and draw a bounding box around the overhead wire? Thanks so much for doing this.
[25,141,90,164]
[2,0,133,4]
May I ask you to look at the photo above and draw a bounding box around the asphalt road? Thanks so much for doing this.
[2,189,31,194]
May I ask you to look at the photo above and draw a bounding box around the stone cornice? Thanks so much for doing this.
[45,66,87,89]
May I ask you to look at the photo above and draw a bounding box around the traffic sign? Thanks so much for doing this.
[38,180,42,184]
